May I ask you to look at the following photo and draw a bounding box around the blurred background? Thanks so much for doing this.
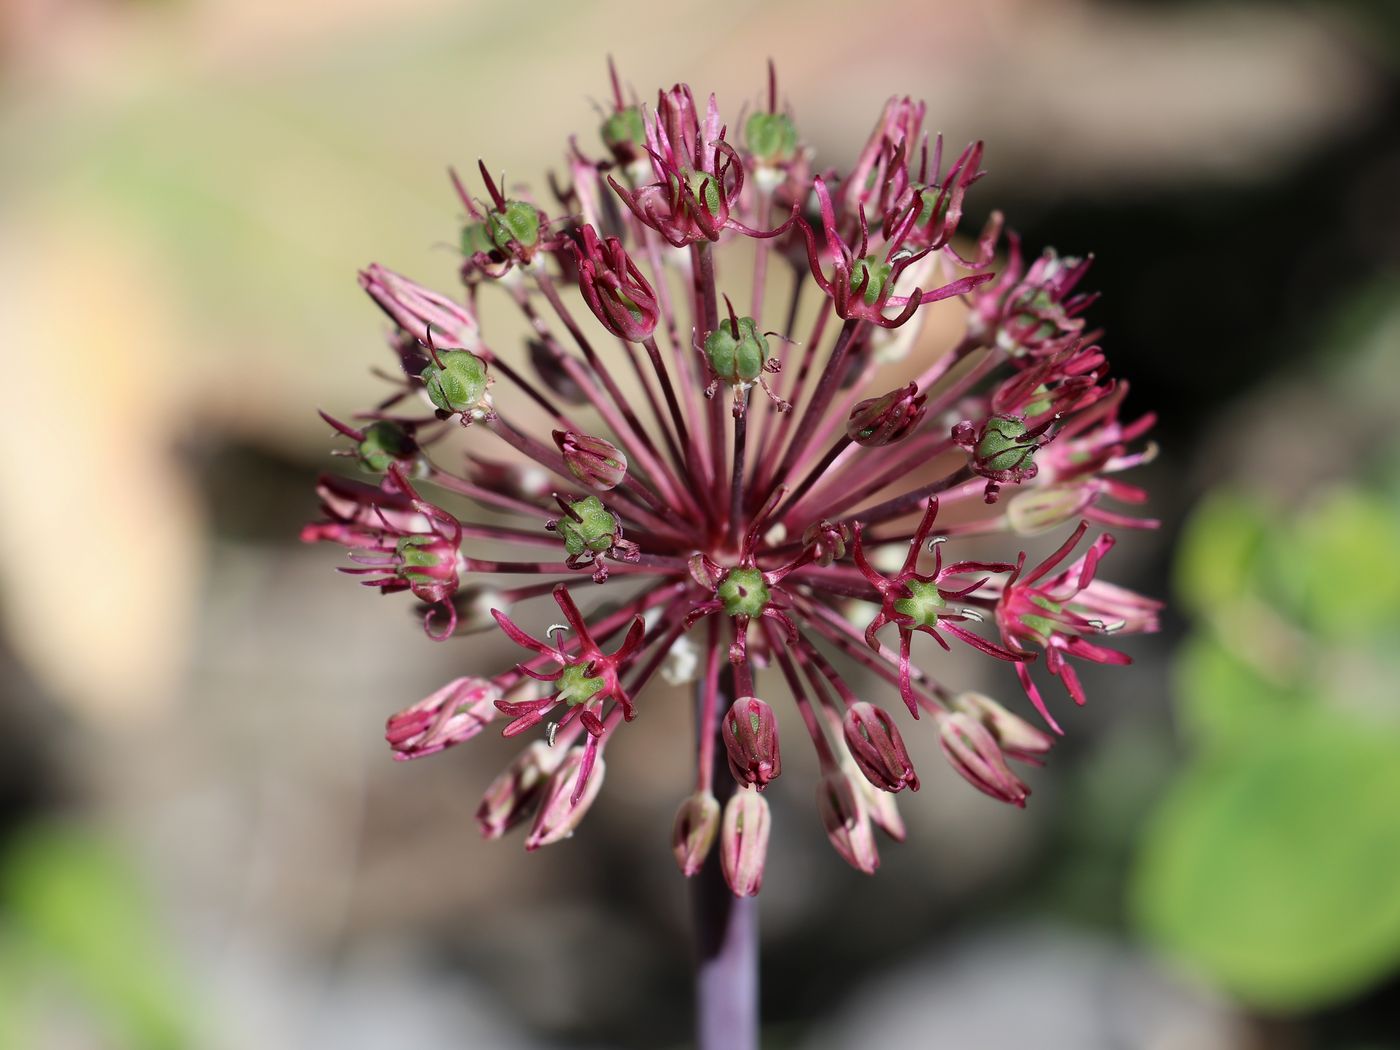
[2,0,1399,1047]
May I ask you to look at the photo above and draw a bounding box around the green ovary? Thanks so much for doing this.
[718,567,770,617]
[601,107,645,150]
[488,200,541,250]
[558,495,618,556]
[396,535,443,583]
[703,317,768,384]
[557,663,605,706]
[745,111,798,163]
[1019,595,1066,639]
[893,579,946,627]
[358,421,413,472]
[421,351,489,415]
[850,256,892,306]
[976,417,1034,472]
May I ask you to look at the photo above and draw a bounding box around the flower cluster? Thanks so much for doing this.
[304,62,1160,895]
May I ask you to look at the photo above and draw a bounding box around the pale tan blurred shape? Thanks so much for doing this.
[0,199,200,721]
[0,0,1377,721]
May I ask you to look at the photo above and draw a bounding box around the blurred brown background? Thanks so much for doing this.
[2,1,1399,1048]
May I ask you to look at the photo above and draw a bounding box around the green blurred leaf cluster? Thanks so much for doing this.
[1132,482,1400,1011]
[0,823,201,1049]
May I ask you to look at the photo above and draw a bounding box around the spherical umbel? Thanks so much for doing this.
[302,61,1161,896]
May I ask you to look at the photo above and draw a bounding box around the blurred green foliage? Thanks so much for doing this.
[1133,482,1400,1010]
[0,823,201,1049]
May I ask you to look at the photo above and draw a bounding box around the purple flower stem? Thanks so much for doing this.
[694,867,759,1050]
[693,667,760,1050]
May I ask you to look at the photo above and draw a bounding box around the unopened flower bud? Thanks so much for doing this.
[722,697,781,788]
[846,383,926,447]
[525,747,606,850]
[1006,484,1093,536]
[574,226,660,342]
[421,350,490,416]
[816,770,880,874]
[359,263,477,351]
[555,430,628,491]
[937,712,1030,807]
[848,763,907,842]
[952,692,1054,762]
[842,702,920,792]
[476,741,563,839]
[672,791,720,876]
[720,787,771,897]
[386,676,500,760]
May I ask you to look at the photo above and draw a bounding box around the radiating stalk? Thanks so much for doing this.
[693,664,759,1050]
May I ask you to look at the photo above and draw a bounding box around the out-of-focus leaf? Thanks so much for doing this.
[1173,492,1271,615]
[1172,632,1311,744]
[0,824,199,1050]
[1266,489,1400,639]
[1045,726,1178,926]
[0,935,31,1049]
[1131,715,1400,1011]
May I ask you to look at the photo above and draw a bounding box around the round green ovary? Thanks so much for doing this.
[558,496,618,556]
[913,184,950,227]
[672,169,722,215]
[1018,594,1065,640]
[893,579,945,627]
[850,256,892,305]
[1010,289,1058,341]
[601,107,645,150]
[557,663,604,706]
[358,421,413,472]
[745,112,798,163]
[704,317,768,384]
[488,200,541,250]
[461,221,496,257]
[614,289,645,325]
[396,535,442,582]
[718,568,770,617]
[976,417,1033,472]
[1022,384,1055,418]
[421,351,489,414]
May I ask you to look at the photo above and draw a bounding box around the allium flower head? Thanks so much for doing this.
[304,62,1160,894]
